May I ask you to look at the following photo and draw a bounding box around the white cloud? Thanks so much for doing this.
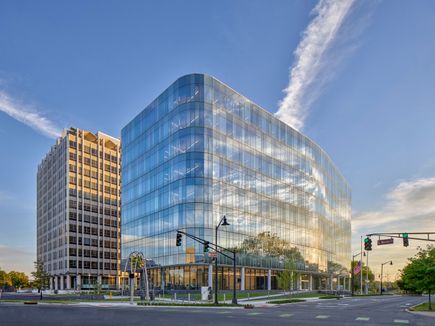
[0,90,61,139]
[352,177,435,279]
[353,177,435,231]
[275,0,356,130]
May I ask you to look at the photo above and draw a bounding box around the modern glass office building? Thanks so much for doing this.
[121,74,351,291]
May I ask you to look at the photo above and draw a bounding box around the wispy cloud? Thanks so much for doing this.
[0,90,62,138]
[275,0,356,130]
[352,177,435,278]
[353,177,435,231]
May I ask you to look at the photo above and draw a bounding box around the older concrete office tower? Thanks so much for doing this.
[122,74,351,292]
[37,127,121,291]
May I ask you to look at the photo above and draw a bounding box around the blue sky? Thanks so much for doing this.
[1,0,435,279]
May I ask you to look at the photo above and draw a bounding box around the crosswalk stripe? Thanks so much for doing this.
[247,312,262,315]
[217,311,231,314]
[279,313,293,317]
[316,315,330,319]
[393,320,409,324]
[355,317,370,321]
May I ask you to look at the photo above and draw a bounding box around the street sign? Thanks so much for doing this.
[377,238,394,245]
[208,251,217,258]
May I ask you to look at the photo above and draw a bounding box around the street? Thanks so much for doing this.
[0,295,433,325]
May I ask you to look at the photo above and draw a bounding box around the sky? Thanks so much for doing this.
[1,0,435,281]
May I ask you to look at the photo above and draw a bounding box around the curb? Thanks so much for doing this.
[406,302,435,318]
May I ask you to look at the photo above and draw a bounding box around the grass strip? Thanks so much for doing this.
[318,295,340,300]
[267,299,306,304]
[137,302,241,307]
[409,302,433,312]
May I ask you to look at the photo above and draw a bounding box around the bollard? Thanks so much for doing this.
[248,292,250,301]
[223,293,226,303]
[188,293,191,302]
[174,293,177,301]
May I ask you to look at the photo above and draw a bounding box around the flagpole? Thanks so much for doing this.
[360,235,363,295]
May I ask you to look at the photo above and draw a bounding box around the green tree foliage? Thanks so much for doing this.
[277,260,299,291]
[31,260,50,292]
[0,267,12,289]
[8,271,29,289]
[238,232,304,263]
[398,245,435,310]
[350,260,375,292]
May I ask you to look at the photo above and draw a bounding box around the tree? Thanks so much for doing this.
[0,267,12,289]
[398,245,435,310]
[8,271,29,289]
[238,232,304,264]
[277,260,299,292]
[31,260,50,294]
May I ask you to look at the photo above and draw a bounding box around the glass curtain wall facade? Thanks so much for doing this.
[122,74,351,291]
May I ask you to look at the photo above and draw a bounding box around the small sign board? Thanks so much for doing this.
[377,238,394,245]
[208,251,217,258]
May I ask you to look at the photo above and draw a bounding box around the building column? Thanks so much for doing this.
[49,277,53,290]
[66,275,71,290]
[116,276,121,290]
[160,269,165,290]
[240,267,245,291]
[267,269,271,291]
[309,274,313,291]
[296,274,301,291]
[208,264,213,288]
[60,275,64,290]
[54,276,59,291]
[77,274,81,290]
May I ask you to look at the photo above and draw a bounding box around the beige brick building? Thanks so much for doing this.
[37,127,121,290]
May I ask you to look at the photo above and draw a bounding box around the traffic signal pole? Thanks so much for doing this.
[176,228,237,305]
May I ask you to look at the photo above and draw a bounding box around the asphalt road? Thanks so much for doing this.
[0,295,432,325]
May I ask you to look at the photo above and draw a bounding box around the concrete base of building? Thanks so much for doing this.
[144,264,343,292]
[50,274,120,291]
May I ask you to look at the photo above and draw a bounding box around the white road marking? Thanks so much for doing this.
[247,312,262,315]
[316,315,330,319]
[393,320,409,324]
[279,313,293,317]
[355,317,370,321]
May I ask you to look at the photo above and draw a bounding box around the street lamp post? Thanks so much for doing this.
[214,215,229,305]
[380,261,392,295]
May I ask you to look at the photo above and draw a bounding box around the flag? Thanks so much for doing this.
[354,260,361,275]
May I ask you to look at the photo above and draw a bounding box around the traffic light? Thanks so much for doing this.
[364,237,372,251]
[403,233,409,247]
[176,232,182,246]
[203,241,210,253]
